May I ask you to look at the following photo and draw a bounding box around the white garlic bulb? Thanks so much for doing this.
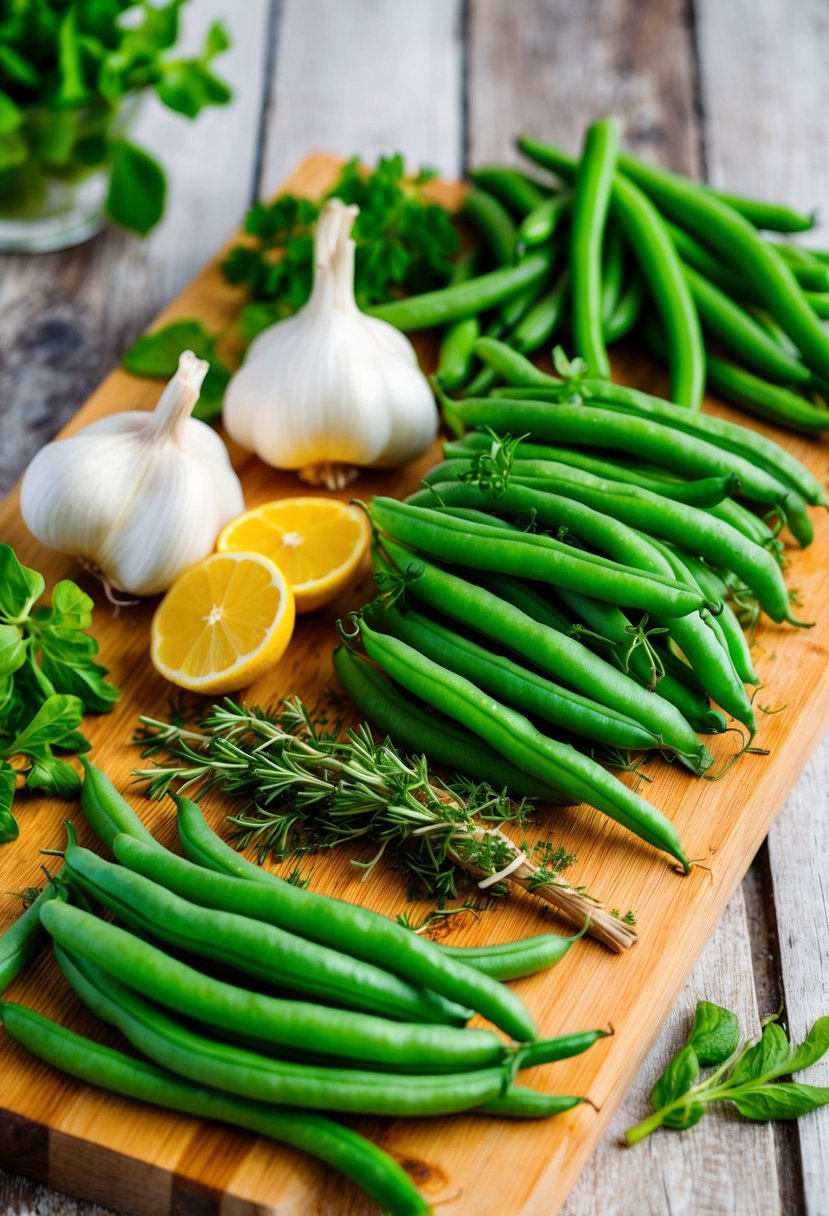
[20,351,245,597]
[223,198,438,490]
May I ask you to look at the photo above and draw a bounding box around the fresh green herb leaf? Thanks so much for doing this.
[728,1083,829,1121]
[730,1020,791,1085]
[24,747,81,797]
[0,764,19,843]
[0,545,44,623]
[651,1043,700,1110]
[105,138,166,235]
[124,320,219,375]
[0,625,26,680]
[689,1000,740,1067]
[5,694,84,756]
[788,1017,829,1073]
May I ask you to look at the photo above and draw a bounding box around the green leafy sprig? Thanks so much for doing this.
[0,544,119,843]
[0,0,231,234]
[625,1000,829,1144]
[132,697,635,950]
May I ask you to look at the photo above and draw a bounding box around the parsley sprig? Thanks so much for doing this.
[0,544,119,843]
[625,1000,829,1144]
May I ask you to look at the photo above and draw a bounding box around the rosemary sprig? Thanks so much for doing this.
[133,698,636,951]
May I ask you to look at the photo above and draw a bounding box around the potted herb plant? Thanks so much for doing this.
[0,0,231,252]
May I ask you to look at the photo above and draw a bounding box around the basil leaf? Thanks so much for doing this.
[40,653,119,714]
[787,1017,829,1075]
[52,729,92,755]
[651,1043,700,1110]
[0,91,23,135]
[0,624,26,679]
[157,61,231,119]
[0,544,44,622]
[106,138,166,235]
[6,694,84,755]
[124,319,218,376]
[49,580,94,630]
[57,8,88,106]
[0,764,18,843]
[729,1082,829,1121]
[731,1021,791,1085]
[661,1101,705,1130]
[690,1000,740,1066]
[25,748,80,799]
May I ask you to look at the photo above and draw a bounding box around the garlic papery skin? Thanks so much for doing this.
[223,198,439,489]
[20,351,245,597]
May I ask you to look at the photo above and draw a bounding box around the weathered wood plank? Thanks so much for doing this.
[259,0,464,192]
[0,0,270,496]
[467,0,701,173]
[563,886,780,1216]
[695,3,829,1211]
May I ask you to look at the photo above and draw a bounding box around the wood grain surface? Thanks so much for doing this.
[1,149,829,1216]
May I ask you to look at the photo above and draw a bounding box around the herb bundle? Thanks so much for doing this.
[625,1000,829,1143]
[133,697,636,951]
[0,544,119,843]
[0,0,231,234]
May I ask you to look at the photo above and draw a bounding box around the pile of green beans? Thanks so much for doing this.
[0,762,605,1215]
[339,332,818,871]
[370,119,829,431]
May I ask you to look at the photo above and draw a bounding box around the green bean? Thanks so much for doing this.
[436,251,481,391]
[602,226,625,322]
[0,1001,430,1216]
[468,166,549,217]
[332,645,567,800]
[604,271,645,344]
[517,1028,608,1068]
[571,117,620,377]
[677,553,759,685]
[64,840,470,1029]
[483,565,726,736]
[706,353,829,434]
[377,538,712,773]
[462,363,499,398]
[449,394,811,522]
[111,825,539,1043]
[517,135,815,233]
[473,334,561,386]
[512,270,570,353]
[384,602,660,752]
[461,187,518,266]
[369,496,713,619]
[501,252,556,330]
[0,888,54,995]
[370,252,551,330]
[770,243,829,291]
[614,152,829,382]
[479,1088,585,1118]
[358,622,689,869]
[506,470,800,626]
[684,262,812,385]
[666,221,749,298]
[518,190,573,247]
[514,137,705,407]
[42,900,510,1073]
[56,948,512,1117]
[79,753,156,851]
[440,931,576,980]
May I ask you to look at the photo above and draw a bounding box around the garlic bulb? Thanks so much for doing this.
[223,198,439,490]
[20,351,245,597]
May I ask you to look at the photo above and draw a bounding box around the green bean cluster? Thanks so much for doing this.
[338,342,818,872]
[371,119,829,430]
[0,763,605,1215]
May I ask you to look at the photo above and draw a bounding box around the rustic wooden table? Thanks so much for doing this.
[1,2,827,1213]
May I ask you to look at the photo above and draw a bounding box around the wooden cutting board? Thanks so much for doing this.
[2,154,829,1216]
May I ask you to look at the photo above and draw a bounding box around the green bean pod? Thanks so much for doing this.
[0,888,54,996]
[110,826,539,1043]
[41,900,510,1073]
[468,166,549,217]
[369,497,713,619]
[332,645,567,800]
[436,251,481,391]
[571,117,621,377]
[369,252,551,330]
[64,841,469,1028]
[511,271,570,353]
[383,602,660,752]
[706,354,829,434]
[678,554,760,686]
[79,754,156,851]
[358,622,689,870]
[479,1088,585,1118]
[56,948,512,1117]
[518,190,573,247]
[461,187,518,266]
[440,931,576,980]
[666,221,749,299]
[0,1002,431,1216]
[603,272,645,344]
[377,537,711,772]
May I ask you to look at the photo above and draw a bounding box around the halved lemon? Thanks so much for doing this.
[217,497,370,613]
[150,551,295,694]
